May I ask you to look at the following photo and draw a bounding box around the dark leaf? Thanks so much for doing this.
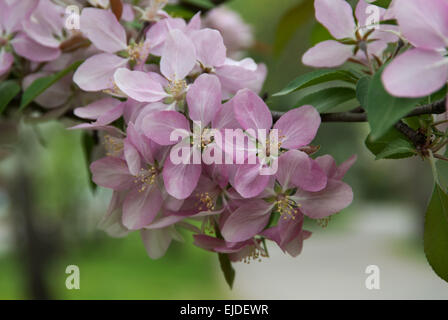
[294,87,356,113]
[218,253,235,289]
[424,184,448,283]
[0,80,20,114]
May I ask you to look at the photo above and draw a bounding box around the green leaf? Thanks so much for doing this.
[371,0,392,8]
[273,0,314,56]
[365,127,416,160]
[424,184,448,283]
[164,4,194,19]
[0,80,21,114]
[311,22,333,46]
[355,76,371,107]
[366,65,421,141]
[81,131,97,193]
[273,70,357,97]
[294,87,356,113]
[181,0,214,9]
[218,253,235,289]
[20,60,82,110]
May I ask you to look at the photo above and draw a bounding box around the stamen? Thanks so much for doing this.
[103,135,124,157]
[275,195,300,219]
[196,192,215,211]
[317,216,331,228]
[133,166,158,192]
[167,79,188,101]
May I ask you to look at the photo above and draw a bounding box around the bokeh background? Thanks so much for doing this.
[1,0,448,299]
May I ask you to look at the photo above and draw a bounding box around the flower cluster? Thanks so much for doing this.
[1,0,355,264]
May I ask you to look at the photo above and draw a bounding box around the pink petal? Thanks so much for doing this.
[274,105,321,149]
[142,111,190,146]
[122,185,163,230]
[140,228,173,259]
[233,163,272,198]
[221,200,272,242]
[302,40,353,68]
[186,73,222,126]
[160,29,197,81]
[98,191,130,238]
[11,33,60,62]
[114,68,168,102]
[0,50,14,77]
[355,0,386,28]
[74,98,122,120]
[382,49,448,98]
[146,17,187,56]
[233,89,272,131]
[80,8,127,53]
[73,53,128,91]
[90,157,133,190]
[315,0,356,39]
[394,0,448,50]
[191,28,226,67]
[277,150,327,192]
[1,0,38,34]
[293,180,354,219]
[162,156,202,200]
[334,155,357,180]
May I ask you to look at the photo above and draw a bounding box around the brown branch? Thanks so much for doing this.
[272,98,446,123]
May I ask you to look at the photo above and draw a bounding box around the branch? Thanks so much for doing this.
[272,98,446,123]
[179,0,229,12]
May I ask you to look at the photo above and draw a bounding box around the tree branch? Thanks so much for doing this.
[272,98,446,123]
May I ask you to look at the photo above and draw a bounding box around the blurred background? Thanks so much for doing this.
[1,0,448,299]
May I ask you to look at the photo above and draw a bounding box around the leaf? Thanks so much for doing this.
[81,131,97,193]
[181,0,214,10]
[365,127,416,160]
[164,4,195,19]
[355,76,371,108]
[310,22,333,46]
[371,0,392,8]
[218,253,235,289]
[20,60,82,111]
[273,70,357,97]
[294,87,356,113]
[366,65,421,141]
[424,184,448,283]
[274,0,314,56]
[0,80,21,114]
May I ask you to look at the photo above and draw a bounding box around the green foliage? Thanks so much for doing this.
[365,65,421,141]
[20,61,83,110]
[273,69,357,97]
[365,127,416,160]
[0,80,20,114]
[181,0,214,9]
[218,253,235,289]
[424,184,448,283]
[294,87,356,113]
[371,0,392,8]
[310,22,333,46]
[273,0,314,56]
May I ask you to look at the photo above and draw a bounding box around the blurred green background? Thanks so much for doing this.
[0,0,447,299]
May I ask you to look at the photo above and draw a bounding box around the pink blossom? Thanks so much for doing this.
[382,0,448,97]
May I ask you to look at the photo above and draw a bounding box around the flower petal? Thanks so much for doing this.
[11,34,60,62]
[186,73,222,126]
[140,227,173,259]
[274,105,321,149]
[294,180,354,219]
[90,157,133,190]
[73,53,128,91]
[382,48,448,98]
[191,28,227,67]
[163,156,202,200]
[315,0,356,39]
[302,40,353,68]
[221,200,272,242]
[142,111,190,145]
[123,185,163,230]
[74,98,122,120]
[232,88,272,131]
[160,29,197,81]
[394,0,448,50]
[114,68,168,102]
[80,8,128,53]
[233,163,272,198]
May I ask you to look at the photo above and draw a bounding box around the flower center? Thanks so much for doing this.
[196,192,215,211]
[167,79,188,101]
[275,195,300,219]
[103,135,123,157]
[134,166,158,192]
[127,42,144,62]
